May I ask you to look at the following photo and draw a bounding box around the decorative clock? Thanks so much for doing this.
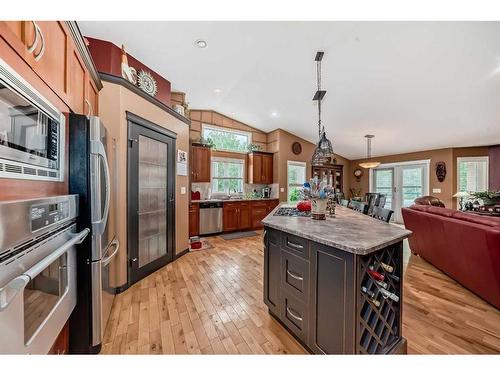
[292,142,302,155]
[137,70,158,97]
[353,168,364,182]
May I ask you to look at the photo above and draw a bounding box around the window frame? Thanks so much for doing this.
[210,156,245,196]
[456,156,489,193]
[201,124,252,154]
[287,160,307,202]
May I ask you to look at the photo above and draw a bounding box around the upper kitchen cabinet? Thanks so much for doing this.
[0,21,102,115]
[248,151,273,184]
[191,144,211,183]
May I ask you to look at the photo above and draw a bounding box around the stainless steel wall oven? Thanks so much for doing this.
[0,57,65,181]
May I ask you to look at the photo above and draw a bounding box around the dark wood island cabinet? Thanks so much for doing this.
[262,205,411,354]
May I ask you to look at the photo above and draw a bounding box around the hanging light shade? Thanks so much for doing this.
[311,51,334,166]
[359,135,381,169]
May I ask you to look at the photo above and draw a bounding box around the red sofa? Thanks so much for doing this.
[402,205,500,309]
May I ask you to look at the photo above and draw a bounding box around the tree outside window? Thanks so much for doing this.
[211,157,244,195]
[202,124,251,153]
[287,161,306,202]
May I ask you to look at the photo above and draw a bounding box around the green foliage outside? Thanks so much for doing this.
[203,128,249,153]
[289,187,301,202]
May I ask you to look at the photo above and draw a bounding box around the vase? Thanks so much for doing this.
[311,198,327,220]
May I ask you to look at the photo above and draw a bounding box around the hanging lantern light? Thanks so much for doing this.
[311,51,334,166]
[359,135,381,169]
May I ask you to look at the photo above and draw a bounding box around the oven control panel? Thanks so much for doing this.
[31,200,70,232]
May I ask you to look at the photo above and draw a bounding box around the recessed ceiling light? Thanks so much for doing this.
[271,111,279,118]
[231,112,236,116]
[214,88,222,94]
[194,39,207,48]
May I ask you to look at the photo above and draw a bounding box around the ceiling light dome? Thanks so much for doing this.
[359,135,381,169]
[194,39,207,48]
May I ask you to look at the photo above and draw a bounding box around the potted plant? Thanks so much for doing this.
[471,191,500,206]
[192,136,215,149]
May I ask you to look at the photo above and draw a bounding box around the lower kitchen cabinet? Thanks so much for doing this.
[223,201,250,232]
[189,203,199,237]
[263,227,405,355]
[250,199,279,230]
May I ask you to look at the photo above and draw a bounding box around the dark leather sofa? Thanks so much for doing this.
[402,204,500,309]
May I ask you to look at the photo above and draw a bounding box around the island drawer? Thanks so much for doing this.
[281,233,309,259]
[281,290,309,343]
[281,249,310,303]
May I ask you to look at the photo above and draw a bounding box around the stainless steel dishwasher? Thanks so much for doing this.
[199,202,223,235]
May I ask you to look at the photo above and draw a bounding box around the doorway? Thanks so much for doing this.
[371,160,429,223]
[127,113,176,285]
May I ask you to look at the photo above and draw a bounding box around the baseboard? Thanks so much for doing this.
[175,248,189,259]
[114,283,130,294]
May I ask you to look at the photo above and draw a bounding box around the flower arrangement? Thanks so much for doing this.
[300,177,335,220]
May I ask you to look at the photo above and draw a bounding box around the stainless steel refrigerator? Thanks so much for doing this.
[68,114,119,353]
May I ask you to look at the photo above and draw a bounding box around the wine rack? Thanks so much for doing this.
[357,242,403,354]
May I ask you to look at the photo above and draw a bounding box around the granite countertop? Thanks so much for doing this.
[191,197,279,203]
[262,204,412,255]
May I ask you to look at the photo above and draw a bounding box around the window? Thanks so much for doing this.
[287,161,306,202]
[202,124,252,153]
[457,156,489,193]
[211,157,244,195]
[373,169,393,209]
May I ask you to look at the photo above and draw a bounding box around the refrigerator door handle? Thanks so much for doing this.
[102,238,120,267]
[90,139,111,235]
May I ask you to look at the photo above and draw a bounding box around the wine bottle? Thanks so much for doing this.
[387,273,400,282]
[375,280,388,289]
[367,269,385,282]
[361,287,380,307]
[361,286,375,299]
[380,262,394,273]
[379,287,399,302]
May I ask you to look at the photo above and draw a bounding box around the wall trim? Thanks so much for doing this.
[175,248,189,259]
[126,111,178,139]
[66,21,103,90]
[101,73,191,126]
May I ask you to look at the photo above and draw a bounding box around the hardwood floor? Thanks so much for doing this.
[101,233,500,354]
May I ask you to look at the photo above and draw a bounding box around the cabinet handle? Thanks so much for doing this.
[85,98,93,118]
[33,22,45,61]
[286,269,303,281]
[26,21,39,54]
[263,230,267,245]
[286,307,303,322]
[287,240,303,250]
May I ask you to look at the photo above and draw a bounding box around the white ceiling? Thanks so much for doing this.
[79,21,500,159]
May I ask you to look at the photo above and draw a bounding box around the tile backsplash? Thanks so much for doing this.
[191,182,279,199]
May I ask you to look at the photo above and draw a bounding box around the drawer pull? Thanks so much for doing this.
[286,307,303,322]
[286,269,303,281]
[287,240,303,250]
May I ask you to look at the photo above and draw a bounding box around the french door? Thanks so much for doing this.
[127,113,176,285]
[372,162,429,223]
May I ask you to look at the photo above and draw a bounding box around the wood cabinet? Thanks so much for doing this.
[191,145,211,183]
[48,321,69,355]
[263,227,406,355]
[250,199,279,229]
[0,21,101,116]
[189,203,199,237]
[248,152,273,184]
[312,164,344,194]
[223,201,250,232]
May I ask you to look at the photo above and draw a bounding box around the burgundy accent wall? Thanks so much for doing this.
[489,145,500,190]
[85,37,171,107]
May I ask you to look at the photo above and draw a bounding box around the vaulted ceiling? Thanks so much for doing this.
[79,21,500,159]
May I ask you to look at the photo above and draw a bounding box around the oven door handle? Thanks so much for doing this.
[0,275,30,312]
[23,228,90,280]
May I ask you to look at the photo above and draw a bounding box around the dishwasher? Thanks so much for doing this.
[199,202,223,235]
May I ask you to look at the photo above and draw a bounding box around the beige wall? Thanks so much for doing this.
[348,146,490,209]
[270,129,350,202]
[99,81,190,287]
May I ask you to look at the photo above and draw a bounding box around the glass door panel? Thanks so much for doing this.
[373,168,394,209]
[401,167,424,208]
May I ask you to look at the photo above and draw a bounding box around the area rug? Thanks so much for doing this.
[221,231,259,240]
[190,239,214,252]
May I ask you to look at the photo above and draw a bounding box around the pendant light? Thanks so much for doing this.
[311,51,334,166]
[359,135,381,169]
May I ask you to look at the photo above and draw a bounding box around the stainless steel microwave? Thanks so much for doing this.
[0,57,65,181]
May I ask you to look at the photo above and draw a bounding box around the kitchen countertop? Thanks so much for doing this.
[191,197,279,203]
[262,203,412,255]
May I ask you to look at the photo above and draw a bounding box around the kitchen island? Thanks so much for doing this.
[262,204,412,354]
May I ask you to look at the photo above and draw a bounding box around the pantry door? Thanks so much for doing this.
[127,113,176,285]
